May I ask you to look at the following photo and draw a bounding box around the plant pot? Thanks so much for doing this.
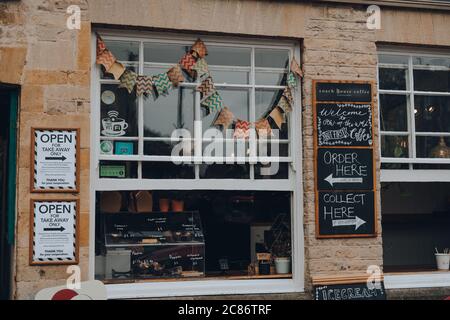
[159,199,170,212]
[435,254,450,271]
[274,257,291,274]
[171,199,184,212]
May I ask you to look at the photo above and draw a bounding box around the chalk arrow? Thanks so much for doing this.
[325,174,363,187]
[332,216,366,230]
[45,156,67,161]
[44,227,66,232]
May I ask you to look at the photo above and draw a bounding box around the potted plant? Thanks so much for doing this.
[435,247,450,271]
[268,214,292,274]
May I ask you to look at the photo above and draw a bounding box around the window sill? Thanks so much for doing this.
[105,278,303,299]
[384,271,450,289]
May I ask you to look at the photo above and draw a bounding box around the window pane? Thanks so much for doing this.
[416,136,450,158]
[199,164,250,179]
[202,89,249,133]
[144,42,189,64]
[255,71,287,86]
[104,40,139,62]
[143,88,195,138]
[142,162,195,179]
[413,56,450,92]
[381,135,409,158]
[255,48,289,68]
[255,163,289,180]
[255,90,289,139]
[144,140,193,156]
[209,68,249,84]
[414,95,450,133]
[207,46,251,67]
[99,161,138,179]
[100,84,138,137]
[379,94,408,132]
[378,54,409,90]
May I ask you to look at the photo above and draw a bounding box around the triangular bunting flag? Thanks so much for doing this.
[96,35,107,55]
[278,96,292,114]
[269,107,285,129]
[202,91,224,112]
[119,70,137,94]
[96,49,116,71]
[197,77,216,101]
[153,72,172,96]
[192,58,209,80]
[191,39,208,59]
[233,120,251,140]
[107,61,126,80]
[136,75,153,96]
[179,53,197,78]
[287,72,297,88]
[214,106,234,129]
[290,58,303,78]
[255,118,273,138]
[283,87,294,105]
[167,65,185,87]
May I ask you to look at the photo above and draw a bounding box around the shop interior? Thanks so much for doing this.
[382,182,450,272]
[95,190,292,282]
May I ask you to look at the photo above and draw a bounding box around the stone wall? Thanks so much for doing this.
[0,0,92,299]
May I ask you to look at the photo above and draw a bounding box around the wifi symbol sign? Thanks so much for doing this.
[108,111,119,118]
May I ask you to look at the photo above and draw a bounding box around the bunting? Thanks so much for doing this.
[96,36,303,136]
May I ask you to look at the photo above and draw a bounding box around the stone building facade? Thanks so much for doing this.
[0,0,449,300]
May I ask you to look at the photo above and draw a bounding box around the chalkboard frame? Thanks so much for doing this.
[313,80,378,239]
[29,199,80,266]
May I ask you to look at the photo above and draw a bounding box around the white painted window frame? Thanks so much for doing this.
[90,30,304,299]
[378,50,450,182]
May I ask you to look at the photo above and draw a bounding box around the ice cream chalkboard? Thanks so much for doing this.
[314,81,376,238]
[315,282,386,300]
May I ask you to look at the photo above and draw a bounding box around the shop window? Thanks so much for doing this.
[93,35,300,288]
[381,182,450,272]
[378,53,450,178]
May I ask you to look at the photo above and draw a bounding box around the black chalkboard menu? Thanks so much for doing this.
[316,103,373,147]
[314,81,376,238]
[315,282,386,300]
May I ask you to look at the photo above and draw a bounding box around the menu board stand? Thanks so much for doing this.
[313,80,377,238]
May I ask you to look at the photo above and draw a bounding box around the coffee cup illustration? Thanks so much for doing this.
[102,111,129,136]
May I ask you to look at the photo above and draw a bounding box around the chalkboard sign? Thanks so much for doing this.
[316,82,372,102]
[317,191,375,237]
[316,103,373,147]
[315,282,386,300]
[317,148,373,191]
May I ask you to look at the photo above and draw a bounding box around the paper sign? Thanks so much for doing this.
[32,129,79,192]
[30,200,78,265]
[100,165,126,178]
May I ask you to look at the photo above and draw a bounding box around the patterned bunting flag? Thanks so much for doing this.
[96,49,116,71]
[201,91,224,112]
[214,106,234,129]
[287,72,297,88]
[136,75,153,96]
[153,72,172,96]
[278,96,292,114]
[96,35,107,55]
[283,87,294,105]
[191,39,208,59]
[119,70,137,94]
[107,61,126,80]
[179,53,197,78]
[233,120,251,140]
[269,107,285,129]
[167,65,185,87]
[192,58,209,80]
[255,118,273,138]
[197,77,216,101]
[290,58,303,78]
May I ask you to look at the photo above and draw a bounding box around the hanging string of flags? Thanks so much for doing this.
[96,34,303,138]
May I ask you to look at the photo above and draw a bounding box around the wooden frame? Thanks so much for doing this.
[30,128,80,193]
[29,199,80,266]
[313,80,378,239]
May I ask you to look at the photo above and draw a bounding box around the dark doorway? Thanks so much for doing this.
[0,88,18,300]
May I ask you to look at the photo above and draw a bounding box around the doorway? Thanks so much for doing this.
[0,88,18,300]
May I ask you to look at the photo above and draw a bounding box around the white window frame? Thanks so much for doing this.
[89,30,304,299]
[378,49,450,182]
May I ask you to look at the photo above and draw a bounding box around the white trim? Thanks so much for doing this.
[106,279,302,300]
[384,272,450,289]
[90,30,304,298]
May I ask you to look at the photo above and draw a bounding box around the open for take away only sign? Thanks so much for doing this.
[30,200,79,265]
[31,128,80,193]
